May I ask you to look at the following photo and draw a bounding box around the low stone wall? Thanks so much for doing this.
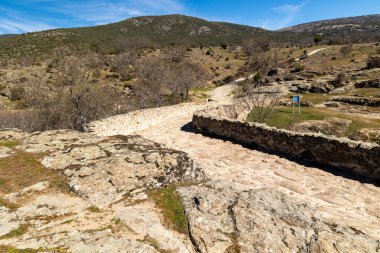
[193,104,380,181]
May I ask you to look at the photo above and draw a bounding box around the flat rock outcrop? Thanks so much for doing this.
[291,117,352,137]
[0,130,206,252]
[19,131,207,207]
[179,183,379,253]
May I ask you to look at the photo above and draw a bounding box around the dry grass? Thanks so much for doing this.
[0,151,68,194]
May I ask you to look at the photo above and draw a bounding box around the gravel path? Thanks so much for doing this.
[91,84,380,239]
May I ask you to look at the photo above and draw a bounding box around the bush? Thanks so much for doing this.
[9,85,25,101]
[334,72,350,87]
[253,72,263,83]
[367,56,380,69]
[293,63,305,72]
[284,74,297,81]
[340,45,352,57]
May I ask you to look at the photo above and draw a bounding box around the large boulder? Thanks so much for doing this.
[178,184,379,253]
[291,117,352,137]
[349,128,380,144]
[28,132,207,207]
[329,84,355,94]
[354,78,380,88]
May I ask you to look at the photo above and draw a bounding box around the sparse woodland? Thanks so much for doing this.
[0,44,209,131]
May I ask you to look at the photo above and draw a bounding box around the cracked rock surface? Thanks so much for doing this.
[0,130,205,252]
[179,183,379,253]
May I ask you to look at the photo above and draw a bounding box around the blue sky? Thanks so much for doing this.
[0,0,379,34]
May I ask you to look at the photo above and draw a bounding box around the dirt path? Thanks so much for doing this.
[91,85,380,239]
[295,47,329,61]
[308,47,329,56]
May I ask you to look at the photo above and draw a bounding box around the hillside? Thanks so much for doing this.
[281,14,380,43]
[1,14,379,60]
[0,15,268,59]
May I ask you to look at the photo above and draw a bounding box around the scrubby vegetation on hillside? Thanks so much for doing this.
[1,14,379,61]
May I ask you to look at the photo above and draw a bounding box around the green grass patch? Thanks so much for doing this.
[87,206,101,213]
[0,197,18,210]
[0,140,19,148]
[0,246,67,253]
[149,186,188,234]
[351,88,380,98]
[247,106,380,137]
[0,225,28,239]
[296,93,335,105]
[0,246,39,253]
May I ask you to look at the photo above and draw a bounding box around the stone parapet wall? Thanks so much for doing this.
[193,105,380,181]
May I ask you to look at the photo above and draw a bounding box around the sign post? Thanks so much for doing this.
[292,96,301,114]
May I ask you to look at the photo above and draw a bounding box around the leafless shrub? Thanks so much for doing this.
[110,52,138,81]
[242,37,271,56]
[1,56,128,132]
[114,36,157,52]
[169,61,208,100]
[162,48,187,64]
[9,85,26,101]
[243,83,281,123]
[0,110,43,132]
[340,45,353,57]
[333,72,350,87]
[135,58,171,108]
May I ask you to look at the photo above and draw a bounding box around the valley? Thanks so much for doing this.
[0,12,379,253]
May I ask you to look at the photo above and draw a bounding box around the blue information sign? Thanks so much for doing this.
[292,96,301,114]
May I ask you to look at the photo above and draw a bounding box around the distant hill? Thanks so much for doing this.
[0,14,379,60]
[0,15,269,59]
[280,14,380,43]
[0,34,15,37]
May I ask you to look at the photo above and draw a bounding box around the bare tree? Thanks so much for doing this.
[135,58,171,108]
[243,83,281,123]
[242,37,272,56]
[110,52,138,81]
[171,61,208,100]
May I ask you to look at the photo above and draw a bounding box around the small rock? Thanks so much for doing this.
[0,146,12,158]
[349,128,380,144]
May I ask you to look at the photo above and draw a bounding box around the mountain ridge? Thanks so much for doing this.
[0,14,379,59]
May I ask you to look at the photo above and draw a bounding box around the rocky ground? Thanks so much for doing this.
[0,81,380,252]
[90,86,380,252]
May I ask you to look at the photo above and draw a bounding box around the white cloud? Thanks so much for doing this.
[272,4,304,14]
[260,1,309,30]
[0,0,184,34]
[43,0,184,24]
[0,18,54,34]
[132,0,183,12]
[0,4,54,34]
